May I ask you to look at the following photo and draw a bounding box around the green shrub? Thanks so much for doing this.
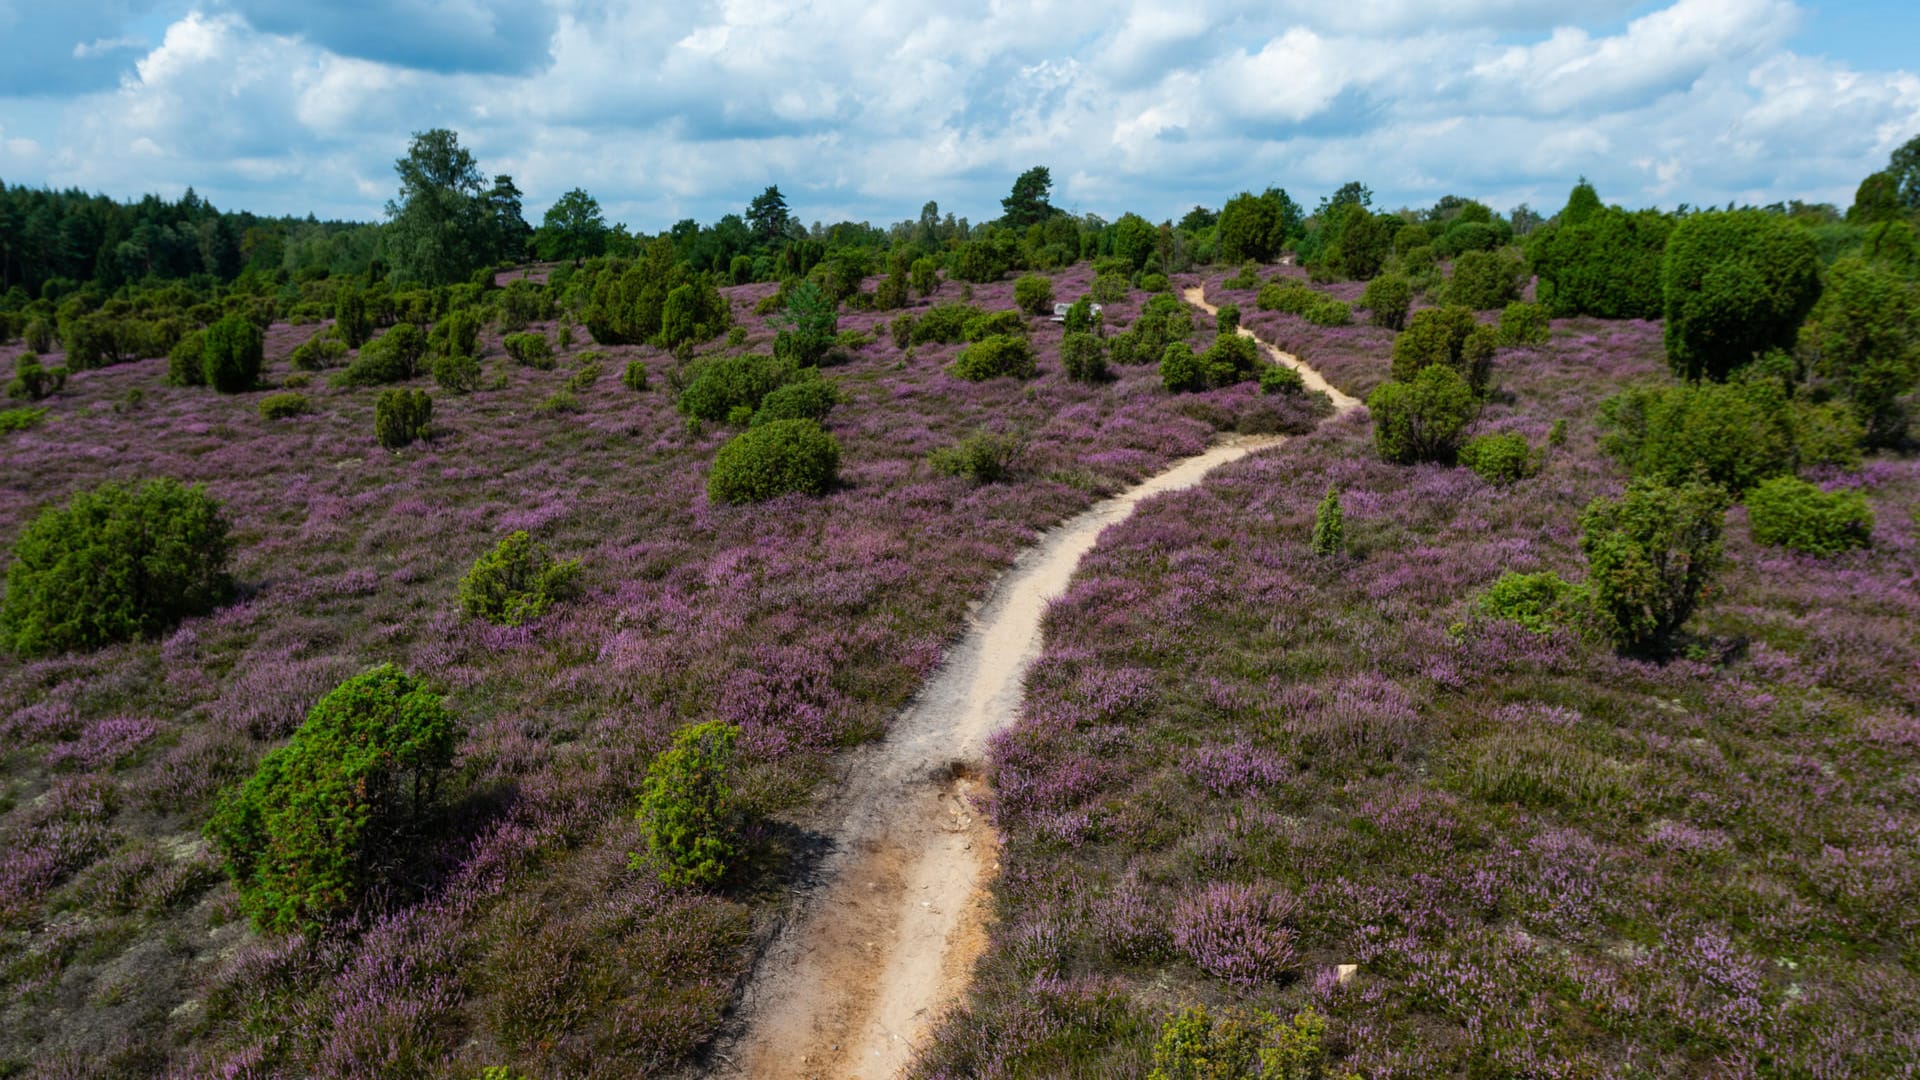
[1457,431,1536,483]
[1311,486,1344,557]
[929,428,1027,484]
[1598,379,1798,493]
[1580,478,1726,656]
[202,313,264,393]
[889,314,915,350]
[1662,210,1822,381]
[1223,261,1265,290]
[661,278,732,350]
[257,392,311,420]
[1360,275,1412,330]
[707,418,840,503]
[1260,364,1305,395]
[910,303,984,344]
[459,531,581,626]
[565,358,602,393]
[1798,255,1920,446]
[24,316,55,354]
[537,390,579,415]
[1061,297,1097,335]
[1202,333,1260,388]
[1139,272,1171,293]
[1304,299,1351,327]
[1390,305,1488,392]
[950,335,1037,381]
[773,280,837,367]
[1161,342,1206,393]
[633,721,740,888]
[374,388,432,449]
[291,335,349,372]
[205,665,462,932]
[1474,570,1582,634]
[1745,476,1873,555]
[337,323,427,386]
[1257,282,1318,315]
[5,355,66,401]
[333,284,373,348]
[503,331,554,369]
[431,309,482,360]
[678,353,795,421]
[1368,365,1478,465]
[0,406,45,433]
[1013,274,1054,316]
[1216,303,1242,336]
[1148,1005,1346,1080]
[909,257,939,297]
[1061,332,1108,383]
[1446,250,1523,310]
[752,377,839,426]
[1090,271,1130,304]
[432,352,482,394]
[166,330,208,386]
[282,373,311,389]
[1792,400,1865,470]
[961,310,1026,342]
[1497,302,1550,348]
[0,478,232,657]
[1528,204,1671,319]
[622,359,649,392]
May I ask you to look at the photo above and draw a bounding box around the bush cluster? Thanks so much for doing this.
[459,531,582,626]
[6,355,68,401]
[751,378,839,426]
[290,335,349,372]
[950,335,1037,381]
[1367,364,1479,464]
[1390,306,1496,394]
[1745,476,1873,555]
[374,388,433,449]
[1662,210,1822,381]
[707,418,840,503]
[1598,378,1821,494]
[1497,302,1550,348]
[337,323,427,386]
[1260,363,1304,396]
[929,428,1027,484]
[677,353,798,422]
[1446,250,1523,310]
[1303,299,1351,327]
[909,303,984,345]
[0,478,233,656]
[1474,570,1583,634]
[1109,295,1191,365]
[503,331,554,369]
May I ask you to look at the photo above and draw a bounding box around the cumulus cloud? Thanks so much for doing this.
[6,0,1918,226]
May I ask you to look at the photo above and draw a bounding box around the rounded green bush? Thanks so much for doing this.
[257,392,311,420]
[1259,363,1305,395]
[1580,479,1726,656]
[1390,305,1487,392]
[503,331,554,369]
[1360,275,1413,331]
[1013,274,1054,316]
[1161,342,1206,393]
[431,352,482,394]
[1496,302,1551,348]
[205,665,462,932]
[1458,431,1536,483]
[707,418,840,503]
[961,310,1027,343]
[1304,299,1351,327]
[1475,571,1583,634]
[459,530,581,625]
[166,330,208,386]
[1662,210,1821,381]
[1446,250,1523,311]
[1598,379,1797,494]
[1061,332,1108,383]
[752,377,839,426]
[633,721,740,888]
[621,359,649,392]
[678,354,794,421]
[374,388,433,449]
[336,323,426,387]
[0,478,232,656]
[1367,364,1479,464]
[202,313,263,393]
[929,428,1027,484]
[949,335,1037,381]
[1746,475,1873,555]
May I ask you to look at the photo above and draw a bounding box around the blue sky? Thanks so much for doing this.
[0,0,1915,231]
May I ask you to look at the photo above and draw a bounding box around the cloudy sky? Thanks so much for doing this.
[1,0,1916,231]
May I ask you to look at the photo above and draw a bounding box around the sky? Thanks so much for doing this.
[0,0,1916,232]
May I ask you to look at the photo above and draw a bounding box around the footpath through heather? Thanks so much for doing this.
[714,286,1360,1079]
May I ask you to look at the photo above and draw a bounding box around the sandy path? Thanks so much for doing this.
[1183,284,1362,413]
[714,285,1356,1080]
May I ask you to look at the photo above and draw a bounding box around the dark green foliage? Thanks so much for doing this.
[751,378,839,426]
[205,665,462,932]
[1014,274,1054,316]
[0,478,232,657]
[1311,487,1344,557]
[1216,304,1241,336]
[290,335,349,372]
[633,722,741,889]
[1321,204,1396,281]
[1256,282,1318,315]
[24,317,54,353]
[677,353,796,421]
[1201,333,1260,388]
[910,303,984,345]
[503,331,554,369]
[1110,296,1188,365]
[1598,379,1799,493]
[166,330,208,385]
[1360,275,1412,330]
[459,531,581,626]
[1260,364,1304,395]
[338,323,427,386]
[1303,299,1351,327]
[950,335,1037,381]
[707,419,840,503]
[334,285,373,348]
[1528,206,1672,319]
[1797,256,1920,446]
[257,392,310,420]
[1139,272,1171,294]
[1390,305,1490,393]
[928,428,1027,484]
[911,257,939,297]
[202,313,264,393]
[1496,302,1550,348]
[1562,179,1603,226]
[374,388,432,449]
[1446,249,1523,310]
[1475,571,1583,635]
[431,308,482,360]
[1662,210,1822,381]
[1222,261,1264,290]
[1217,188,1303,264]
[384,129,498,285]
[1367,364,1479,464]
[775,280,838,367]
[1001,166,1058,229]
[1090,271,1130,304]
[1061,332,1108,383]
[1580,479,1726,657]
[1160,342,1206,393]
[431,352,482,394]
[1458,431,1536,483]
[622,359,649,393]
[962,310,1027,342]
[1745,476,1873,556]
[890,314,915,349]
[565,358,601,392]
[540,188,609,264]
[661,278,732,350]
[5,355,66,401]
[1147,1005,1342,1080]
[1792,400,1865,470]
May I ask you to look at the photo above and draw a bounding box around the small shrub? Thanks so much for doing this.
[1161,342,1207,393]
[889,314,914,349]
[1013,274,1054,316]
[961,310,1026,343]
[556,323,575,351]
[1792,400,1865,470]
[678,353,795,421]
[752,377,839,426]
[1216,303,1242,336]
[1222,261,1265,290]
[1457,431,1536,483]
[911,303,984,344]
[6,355,66,401]
[1139,272,1171,293]
[333,285,373,348]
[1,479,233,657]
[1061,332,1108,383]
[202,313,264,393]
[1256,283,1317,315]
[1390,305,1488,393]
[1360,275,1413,330]
[432,352,482,394]
[459,531,581,626]
[166,330,208,386]
[621,359,649,392]
[1367,364,1479,464]
[290,335,349,372]
[337,323,427,387]
[1746,475,1873,555]
[1446,249,1523,310]
[1090,271,1130,304]
[566,359,602,393]
[707,418,840,503]
[929,428,1027,484]
[1260,364,1305,396]
[1201,333,1260,389]
[374,388,433,449]
[503,332,554,369]
[950,335,1037,381]
[633,721,740,888]
[537,390,579,414]
[0,406,45,433]
[1310,486,1344,556]
[1171,881,1298,985]
[1598,379,1797,494]
[1148,1006,1265,1080]
[910,257,939,297]
[1303,299,1351,327]
[205,665,461,932]
[257,392,311,420]
[1497,301,1550,348]
[24,316,55,354]
[1580,478,1726,656]
[1475,570,1582,634]
[1063,297,1099,334]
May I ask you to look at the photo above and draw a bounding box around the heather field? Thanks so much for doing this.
[917,297,1920,1076]
[0,267,1335,1077]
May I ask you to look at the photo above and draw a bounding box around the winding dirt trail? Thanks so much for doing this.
[1184,285,1362,413]
[715,284,1356,1080]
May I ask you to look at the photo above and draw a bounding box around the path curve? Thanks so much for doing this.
[715,284,1356,1080]
[1184,284,1362,413]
